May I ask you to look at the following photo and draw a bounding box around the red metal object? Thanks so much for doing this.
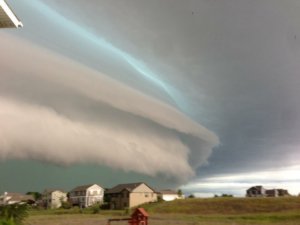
[107,208,149,225]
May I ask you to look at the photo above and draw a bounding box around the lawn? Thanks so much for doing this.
[24,197,300,225]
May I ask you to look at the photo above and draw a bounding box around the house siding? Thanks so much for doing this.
[161,194,179,201]
[129,183,157,208]
[43,190,67,209]
[106,183,157,209]
[69,184,104,208]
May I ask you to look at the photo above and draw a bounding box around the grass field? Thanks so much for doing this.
[24,197,300,225]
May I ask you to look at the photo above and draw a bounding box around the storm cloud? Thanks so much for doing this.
[0,33,218,181]
[1,0,300,194]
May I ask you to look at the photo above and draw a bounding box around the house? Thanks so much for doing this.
[265,189,279,197]
[266,188,290,197]
[277,189,290,197]
[158,189,183,201]
[0,0,23,28]
[246,186,290,197]
[69,184,104,208]
[105,182,157,209]
[42,189,67,209]
[0,192,35,205]
[246,186,266,197]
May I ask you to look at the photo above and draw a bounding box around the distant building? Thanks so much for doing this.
[0,192,35,205]
[246,186,290,197]
[246,186,266,197]
[105,182,157,209]
[158,189,184,201]
[42,189,67,209]
[0,0,23,28]
[69,184,104,208]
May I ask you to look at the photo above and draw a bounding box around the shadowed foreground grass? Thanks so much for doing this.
[25,197,300,225]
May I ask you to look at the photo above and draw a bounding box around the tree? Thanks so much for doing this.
[177,189,183,197]
[188,194,195,198]
[25,192,42,201]
[221,194,233,197]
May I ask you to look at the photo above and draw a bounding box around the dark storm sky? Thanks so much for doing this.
[0,0,300,196]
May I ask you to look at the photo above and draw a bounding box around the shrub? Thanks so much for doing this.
[124,207,131,215]
[0,218,16,225]
[0,204,28,225]
[61,201,72,209]
[90,203,101,214]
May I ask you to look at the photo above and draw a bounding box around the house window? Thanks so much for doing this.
[145,194,149,198]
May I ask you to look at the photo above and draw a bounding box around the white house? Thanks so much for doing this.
[0,0,23,28]
[69,184,104,208]
[42,189,67,209]
[158,189,183,201]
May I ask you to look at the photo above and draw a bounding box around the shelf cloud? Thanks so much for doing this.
[0,33,218,182]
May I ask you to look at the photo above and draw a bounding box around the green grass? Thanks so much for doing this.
[142,197,300,214]
[25,197,300,225]
[28,207,124,216]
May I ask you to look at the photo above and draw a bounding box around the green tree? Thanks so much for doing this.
[177,189,183,197]
[188,194,195,198]
[25,192,42,201]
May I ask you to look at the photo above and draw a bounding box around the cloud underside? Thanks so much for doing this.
[0,34,218,182]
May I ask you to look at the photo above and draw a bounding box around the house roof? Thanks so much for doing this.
[70,184,102,192]
[43,189,65,194]
[4,192,34,202]
[132,208,149,217]
[159,189,178,195]
[247,186,263,191]
[106,182,155,194]
[0,0,23,28]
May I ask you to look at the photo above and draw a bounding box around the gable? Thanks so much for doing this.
[132,183,154,193]
[87,184,104,192]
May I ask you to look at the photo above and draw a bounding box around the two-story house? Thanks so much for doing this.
[42,189,67,209]
[69,184,104,208]
[105,182,157,209]
[246,186,266,197]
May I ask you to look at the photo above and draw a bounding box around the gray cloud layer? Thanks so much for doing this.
[0,33,218,182]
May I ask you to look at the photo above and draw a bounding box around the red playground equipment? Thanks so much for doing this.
[107,208,149,225]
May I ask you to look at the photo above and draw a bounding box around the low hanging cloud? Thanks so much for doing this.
[0,33,218,182]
